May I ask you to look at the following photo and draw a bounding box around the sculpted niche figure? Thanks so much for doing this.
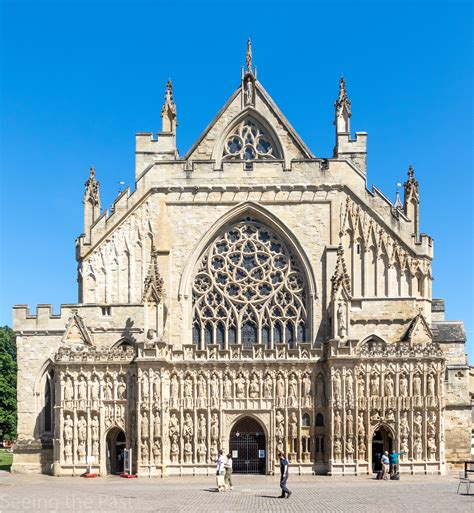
[413,374,422,397]
[198,413,207,440]
[105,377,113,400]
[400,412,409,437]
[427,374,436,397]
[169,413,179,439]
[236,374,246,398]
[315,373,325,407]
[358,413,365,437]
[414,411,423,438]
[153,410,161,439]
[78,377,87,401]
[334,410,342,438]
[224,374,232,399]
[64,414,73,444]
[384,375,394,397]
[64,376,74,402]
[370,374,379,396]
[183,412,194,441]
[333,373,342,406]
[337,301,346,338]
[346,410,353,437]
[264,374,273,398]
[211,413,219,441]
[210,374,219,404]
[275,410,284,440]
[141,411,149,440]
[170,375,179,406]
[153,439,161,464]
[141,374,149,401]
[276,375,285,405]
[91,415,99,442]
[288,411,298,441]
[118,376,127,400]
[77,415,87,443]
[345,374,354,407]
[153,377,160,401]
[399,375,408,397]
[249,375,259,398]
[91,376,100,401]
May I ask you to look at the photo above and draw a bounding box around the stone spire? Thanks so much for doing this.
[334,76,351,134]
[83,165,101,237]
[161,79,177,133]
[143,241,164,303]
[394,182,403,211]
[403,164,420,237]
[331,243,352,298]
[246,37,253,74]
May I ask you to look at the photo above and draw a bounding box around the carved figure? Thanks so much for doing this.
[334,439,342,461]
[92,440,99,459]
[358,413,365,437]
[184,377,193,399]
[288,374,298,398]
[276,375,285,405]
[64,414,73,443]
[153,377,160,400]
[210,412,219,440]
[64,376,74,402]
[184,441,193,462]
[357,376,365,398]
[105,377,113,400]
[427,374,435,396]
[337,301,346,338]
[264,374,273,398]
[334,410,342,438]
[428,437,437,460]
[152,439,161,464]
[384,374,394,397]
[346,410,353,436]
[289,411,298,440]
[275,410,284,439]
[170,375,179,403]
[197,375,206,398]
[400,411,410,437]
[346,374,354,405]
[169,413,179,438]
[401,437,409,459]
[413,374,422,396]
[141,374,149,402]
[414,438,423,460]
[399,375,408,397]
[370,374,379,396]
[358,440,366,460]
[386,409,395,423]
[170,436,179,463]
[91,415,99,441]
[236,374,246,398]
[249,375,259,398]
[302,374,312,398]
[77,415,87,442]
[141,441,149,463]
[315,373,325,407]
[183,412,193,441]
[78,377,87,401]
[77,441,86,461]
[197,441,207,463]
[141,411,149,440]
[346,438,354,460]
[427,411,436,437]
[91,376,99,401]
[153,410,161,438]
[244,77,252,105]
[224,375,232,399]
[198,413,207,440]
[414,411,423,437]
[210,374,219,399]
[333,373,342,405]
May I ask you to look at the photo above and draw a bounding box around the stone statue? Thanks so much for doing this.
[276,375,285,405]
[337,301,346,338]
[105,377,113,400]
[401,437,409,459]
[153,410,161,438]
[78,377,87,401]
[183,412,193,441]
[413,374,422,396]
[210,374,219,398]
[64,376,74,402]
[152,439,161,464]
[414,437,423,460]
[118,376,126,400]
[399,375,408,397]
[236,374,246,398]
[210,412,219,441]
[210,440,218,462]
[184,441,193,462]
[141,441,149,463]
[77,441,86,461]
[358,413,365,437]
[92,440,99,459]
[141,374,149,401]
[334,439,342,461]
[64,441,72,462]
[249,375,259,398]
[334,410,342,438]
[244,77,253,105]
[358,439,366,461]
[170,375,179,403]
[400,411,410,437]
[288,411,298,440]
[264,374,273,398]
[169,413,179,438]
[370,374,379,396]
[77,415,87,442]
[184,378,193,399]
[153,377,160,400]
[198,413,207,440]
[302,374,312,398]
[315,373,325,407]
[141,411,149,440]
[170,436,179,463]
[346,410,353,437]
[346,374,354,407]
[91,376,100,401]
[224,375,232,399]
[197,375,206,398]
[427,411,436,437]
[346,438,354,460]
[91,415,99,442]
[428,437,437,460]
[414,411,423,437]
[333,373,342,406]
[288,374,298,398]
[197,441,206,463]
[64,414,73,443]
[384,374,394,397]
[357,376,365,398]
[386,409,395,423]
[275,410,284,440]
[427,374,435,396]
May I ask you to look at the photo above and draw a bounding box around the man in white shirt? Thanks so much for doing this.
[215,450,226,491]
[224,453,233,491]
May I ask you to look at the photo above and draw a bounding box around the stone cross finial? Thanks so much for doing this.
[246,38,252,73]
[335,75,351,115]
[161,79,177,133]
[83,165,100,206]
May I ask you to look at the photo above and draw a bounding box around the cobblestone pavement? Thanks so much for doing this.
[0,471,471,513]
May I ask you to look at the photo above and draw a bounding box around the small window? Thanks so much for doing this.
[302,413,311,427]
[101,306,111,316]
[356,243,361,255]
[315,413,324,427]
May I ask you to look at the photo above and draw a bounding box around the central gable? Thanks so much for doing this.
[185,81,313,168]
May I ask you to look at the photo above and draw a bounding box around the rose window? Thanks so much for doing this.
[222,119,281,161]
[192,218,307,349]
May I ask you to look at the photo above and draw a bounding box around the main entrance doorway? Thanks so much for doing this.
[106,428,126,474]
[372,426,393,472]
[229,417,266,474]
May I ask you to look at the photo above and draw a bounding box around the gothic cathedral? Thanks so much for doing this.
[13,42,471,477]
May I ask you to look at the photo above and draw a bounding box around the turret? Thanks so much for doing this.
[403,165,420,238]
[83,165,100,241]
[333,76,367,175]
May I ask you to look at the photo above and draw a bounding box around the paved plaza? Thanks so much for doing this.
[0,471,471,513]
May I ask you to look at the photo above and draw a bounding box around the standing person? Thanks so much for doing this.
[215,449,226,492]
[224,453,233,491]
[380,451,390,480]
[389,449,406,476]
[278,452,292,498]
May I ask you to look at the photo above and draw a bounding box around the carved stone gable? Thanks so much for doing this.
[62,311,93,346]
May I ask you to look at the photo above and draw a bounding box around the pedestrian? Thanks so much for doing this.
[389,449,406,476]
[215,449,226,491]
[380,451,390,480]
[224,453,233,491]
[278,452,292,498]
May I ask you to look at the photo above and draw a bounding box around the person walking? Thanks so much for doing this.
[389,449,406,476]
[380,451,390,480]
[278,452,292,498]
[224,453,233,491]
[215,449,226,491]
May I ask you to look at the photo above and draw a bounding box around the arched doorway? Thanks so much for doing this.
[372,425,393,472]
[106,428,126,474]
[229,417,266,474]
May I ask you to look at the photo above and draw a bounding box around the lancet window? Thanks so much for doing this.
[192,217,307,349]
[222,119,281,161]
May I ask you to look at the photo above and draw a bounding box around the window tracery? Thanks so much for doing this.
[192,217,307,349]
[222,119,281,161]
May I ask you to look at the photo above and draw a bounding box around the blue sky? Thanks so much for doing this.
[1,0,472,358]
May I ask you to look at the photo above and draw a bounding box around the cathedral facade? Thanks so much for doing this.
[12,43,471,477]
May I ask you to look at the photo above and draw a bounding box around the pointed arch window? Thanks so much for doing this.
[222,119,281,161]
[42,370,54,435]
[192,217,307,349]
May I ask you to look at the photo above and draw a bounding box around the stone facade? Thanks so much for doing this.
[12,42,471,476]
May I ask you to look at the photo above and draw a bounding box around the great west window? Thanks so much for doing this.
[192,217,307,349]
